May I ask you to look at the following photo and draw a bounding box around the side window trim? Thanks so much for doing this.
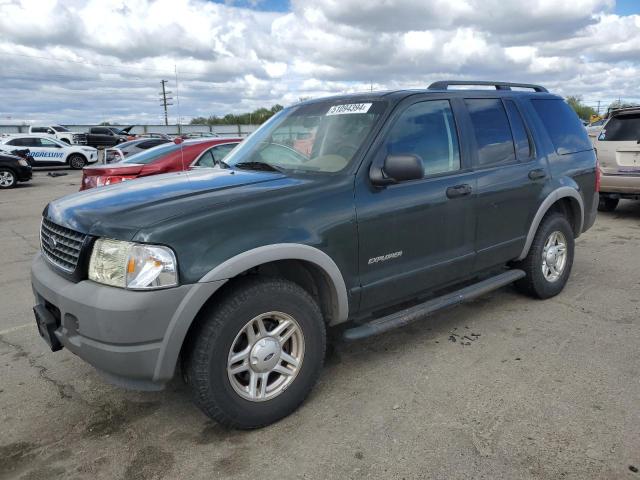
[502,98,536,162]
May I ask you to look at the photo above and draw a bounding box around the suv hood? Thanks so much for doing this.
[46,169,291,237]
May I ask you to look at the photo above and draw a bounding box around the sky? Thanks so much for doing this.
[0,0,639,125]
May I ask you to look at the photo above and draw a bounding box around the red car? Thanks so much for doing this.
[80,138,241,190]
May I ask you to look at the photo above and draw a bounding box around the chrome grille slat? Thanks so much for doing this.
[40,218,87,273]
[41,224,82,251]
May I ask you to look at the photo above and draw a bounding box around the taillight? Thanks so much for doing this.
[595,157,601,193]
[94,175,131,187]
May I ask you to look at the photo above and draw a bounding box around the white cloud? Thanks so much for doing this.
[0,0,638,124]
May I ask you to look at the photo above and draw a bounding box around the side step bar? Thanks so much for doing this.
[342,269,525,341]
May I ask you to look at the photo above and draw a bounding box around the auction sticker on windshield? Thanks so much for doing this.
[326,103,372,115]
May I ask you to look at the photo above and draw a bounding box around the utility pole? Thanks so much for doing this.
[596,100,601,115]
[159,80,173,126]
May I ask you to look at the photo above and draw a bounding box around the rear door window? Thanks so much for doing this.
[599,114,640,141]
[531,99,593,154]
[7,138,38,147]
[465,99,516,166]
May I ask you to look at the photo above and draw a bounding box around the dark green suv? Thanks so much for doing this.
[31,81,598,429]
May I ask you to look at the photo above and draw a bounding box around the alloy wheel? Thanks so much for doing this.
[227,311,305,402]
[541,230,568,282]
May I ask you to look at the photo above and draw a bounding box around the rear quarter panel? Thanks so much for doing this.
[519,97,597,231]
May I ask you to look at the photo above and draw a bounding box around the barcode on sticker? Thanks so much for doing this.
[326,103,372,115]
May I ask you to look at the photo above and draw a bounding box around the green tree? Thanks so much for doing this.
[189,105,285,126]
[566,96,597,121]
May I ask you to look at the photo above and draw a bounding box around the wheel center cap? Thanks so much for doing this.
[546,247,558,265]
[249,337,280,373]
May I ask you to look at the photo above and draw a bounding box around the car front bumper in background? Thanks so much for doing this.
[30,252,194,390]
[17,164,32,182]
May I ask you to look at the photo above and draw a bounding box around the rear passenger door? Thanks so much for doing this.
[463,98,547,271]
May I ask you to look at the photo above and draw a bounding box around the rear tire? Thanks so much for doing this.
[68,154,86,170]
[598,196,619,212]
[184,277,326,429]
[0,168,16,189]
[514,213,574,299]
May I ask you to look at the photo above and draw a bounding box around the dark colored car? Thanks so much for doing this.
[0,152,32,189]
[105,138,171,163]
[83,126,132,149]
[31,81,598,429]
[80,138,241,189]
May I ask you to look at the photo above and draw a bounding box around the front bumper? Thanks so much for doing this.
[31,253,194,390]
[17,164,32,182]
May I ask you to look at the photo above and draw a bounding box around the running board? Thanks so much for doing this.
[342,269,526,341]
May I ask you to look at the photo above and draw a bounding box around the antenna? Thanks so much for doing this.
[174,65,182,133]
[159,80,173,126]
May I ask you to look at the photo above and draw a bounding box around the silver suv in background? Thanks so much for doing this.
[593,108,640,211]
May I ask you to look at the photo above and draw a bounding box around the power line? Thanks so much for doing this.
[159,80,173,126]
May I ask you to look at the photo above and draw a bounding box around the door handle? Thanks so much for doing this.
[528,168,547,180]
[446,184,472,199]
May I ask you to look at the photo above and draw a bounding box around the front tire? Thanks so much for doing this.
[68,154,86,170]
[514,213,574,299]
[598,196,619,212]
[184,277,326,429]
[0,168,17,189]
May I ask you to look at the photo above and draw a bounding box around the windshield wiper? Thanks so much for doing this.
[234,161,286,173]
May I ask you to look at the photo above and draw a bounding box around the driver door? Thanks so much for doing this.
[355,98,477,312]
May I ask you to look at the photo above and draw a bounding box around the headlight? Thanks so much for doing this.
[88,238,178,290]
[18,159,29,167]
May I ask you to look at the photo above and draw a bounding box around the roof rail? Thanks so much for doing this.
[428,80,548,93]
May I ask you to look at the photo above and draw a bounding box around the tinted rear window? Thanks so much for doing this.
[122,142,182,164]
[600,114,640,141]
[531,99,592,154]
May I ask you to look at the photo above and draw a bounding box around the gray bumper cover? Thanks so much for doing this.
[31,253,225,389]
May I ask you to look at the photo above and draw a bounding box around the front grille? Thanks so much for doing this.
[40,218,87,273]
[72,133,87,145]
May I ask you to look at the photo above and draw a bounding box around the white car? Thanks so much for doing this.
[0,135,98,169]
[28,125,86,144]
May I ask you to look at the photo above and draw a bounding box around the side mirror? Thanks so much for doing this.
[371,154,424,185]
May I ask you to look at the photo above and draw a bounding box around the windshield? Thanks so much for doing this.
[121,142,182,164]
[223,100,386,173]
[52,125,70,132]
[109,127,126,135]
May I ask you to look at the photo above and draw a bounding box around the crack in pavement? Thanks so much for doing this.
[0,334,89,407]
[10,228,40,251]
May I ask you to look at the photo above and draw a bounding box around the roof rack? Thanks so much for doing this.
[428,80,548,93]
